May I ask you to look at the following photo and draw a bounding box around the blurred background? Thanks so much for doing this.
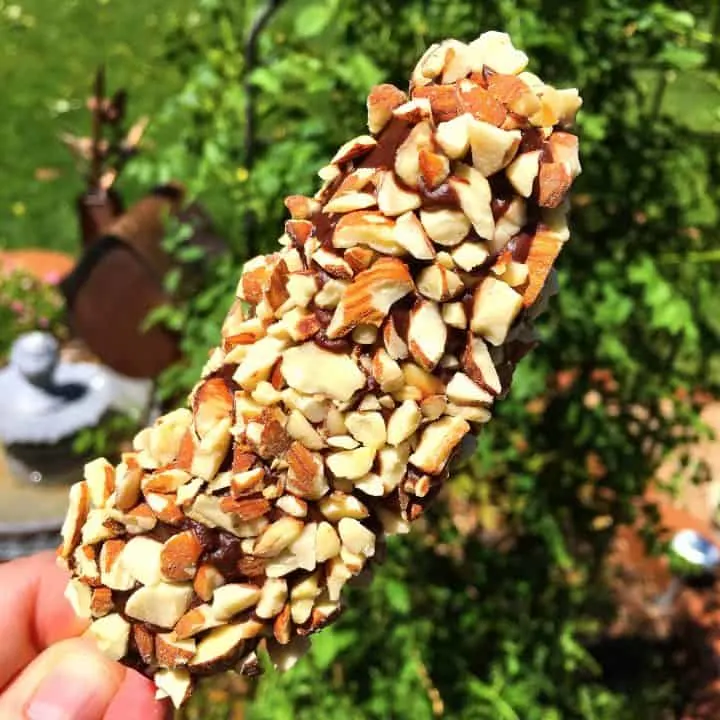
[0,0,719,717]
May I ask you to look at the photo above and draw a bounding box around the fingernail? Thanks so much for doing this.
[25,661,113,720]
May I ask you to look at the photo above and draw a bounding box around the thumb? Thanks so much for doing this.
[0,636,124,720]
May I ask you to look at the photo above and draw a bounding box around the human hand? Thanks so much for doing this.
[0,551,170,719]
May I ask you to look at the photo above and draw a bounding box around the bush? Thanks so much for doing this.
[133,1,720,716]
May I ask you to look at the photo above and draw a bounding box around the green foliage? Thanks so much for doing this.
[0,268,67,362]
[132,1,720,717]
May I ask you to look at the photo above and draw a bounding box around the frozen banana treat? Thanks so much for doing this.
[58,31,582,707]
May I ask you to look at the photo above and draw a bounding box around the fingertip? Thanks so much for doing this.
[104,667,172,720]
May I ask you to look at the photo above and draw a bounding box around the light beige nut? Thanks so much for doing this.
[193,564,226,602]
[446,372,495,405]
[212,583,262,621]
[73,544,100,586]
[326,446,376,480]
[84,458,115,508]
[193,377,234,438]
[332,212,404,255]
[276,494,308,518]
[109,503,157,535]
[125,582,194,629]
[501,260,529,287]
[463,335,502,395]
[442,302,467,329]
[114,465,143,512]
[338,517,377,559]
[387,400,422,446]
[160,531,203,582]
[419,208,471,247]
[449,164,495,240]
[156,634,196,668]
[190,417,233,482]
[352,324,379,344]
[144,408,193,467]
[60,481,89,559]
[290,572,322,625]
[395,120,433,188]
[230,467,266,497]
[418,147,450,190]
[344,245,376,274]
[356,394,382,412]
[536,87,582,128]
[154,668,193,709]
[64,580,92,619]
[383,314,409,360]
[174,604,223,640]
[506,149,542,198]
[393,98,434,125]
[491,197,527,252]
[409,416,471,474]
[286,442,329,500]
[99,539,134,591]
[451,241,489,272]
[331,135,377,165]
[354,472,385,496]
[273,603,293,645]
[319,492,369,522]
[367,83,408,134]
[324,191,377,214]
[145,492,185,526]
[487,72,541,117]
[187,494,266,538]
[256,578,288,619]
[282,389,328,424]
[548,131,581,178]
[326,557,354,601]
[372,348,404,392]
[143,469,192,494]
[87,613,131,662]
[190,619,264,671]
[417,263,464,302]
[282,343,365,401]
[394,211,435,260]
[408,300,447,371]
[468,31,528,75]
[447,403,492,423]
[326,258,414,339]
[284,273,319,311]
[265,522,317,577]
[315,278,349,308]
[377,443,410,492]
[467,119,521,177]
[402,362,445,399]
[316,521,342,562]
[312,248,354,280]
[233,337,286,391]
[435,114,470,158]
[471,276,524,345]
[122,536,164,586]
[377,172,421,217]
[254,517,305,558]
[345,412,387,450]
[286,410,325,451]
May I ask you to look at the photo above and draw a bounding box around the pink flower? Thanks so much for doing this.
[44,271,62,286]
[10,300,24,314]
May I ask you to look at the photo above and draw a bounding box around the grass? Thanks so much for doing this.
[0,0,193,253]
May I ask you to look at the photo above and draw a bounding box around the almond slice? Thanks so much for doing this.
[372,347,404,392]
[64,579,92,619]
[319,492,369,522]
[193,377,233,438]
[256,578,288,619]
[254,517,305,558]
[286,442,329,500]
[332,211,404,255]
[154,668,193,709]
[174,604,223,640]
[452,241,490,272]
[548,131,581,179]
[286,410,325,451]
[326,446,376,480]
[316,521,342,561]
[463,335,502,395]
[419,208,471,248]
[395,121,433,188]
[190,619,264,673]
[435,114,470,158]
[60,481,89,559]
[123,536,164,587]
[449,164,495,240]
[87,613,131,661]
[311,248,354,280]
[331,135,377,165]
[456,81,508,126]
[467,119,521,177]
[418,147,450,189]
[125,582,194,629]
[84,458,115,509]
[91,587,114,618]
[377,171,421,217]
[523,228,564,306]
[471,276,524,345]
[467,31,528,75]
[537,162,573,208]
[383,314,409,360]
[394,211,435,260]
[506,150,541,198]
[487,73,541,117]
[392,97,433,123]
[367,84,408,134]
[324,192,377,214]
[446,372,495,405]
[491,196,527,253]
[326,257,414,339]
[284,194,321,220]
[281,343,365,401]
[155,634,196,668]
[377,443,410,492]
[387,400,422,446]
[114,465,143,512]
[338,518,376,558]
[160,531,203,582]
[290,572,322,625]
[408,300,447,371]
[417,263,464,302]
[99,539,134,591]
[212,583,262,621]
[409,416,471,474]
[344,412,387,450]
[442,302,467,329]
[193,564,226,602]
